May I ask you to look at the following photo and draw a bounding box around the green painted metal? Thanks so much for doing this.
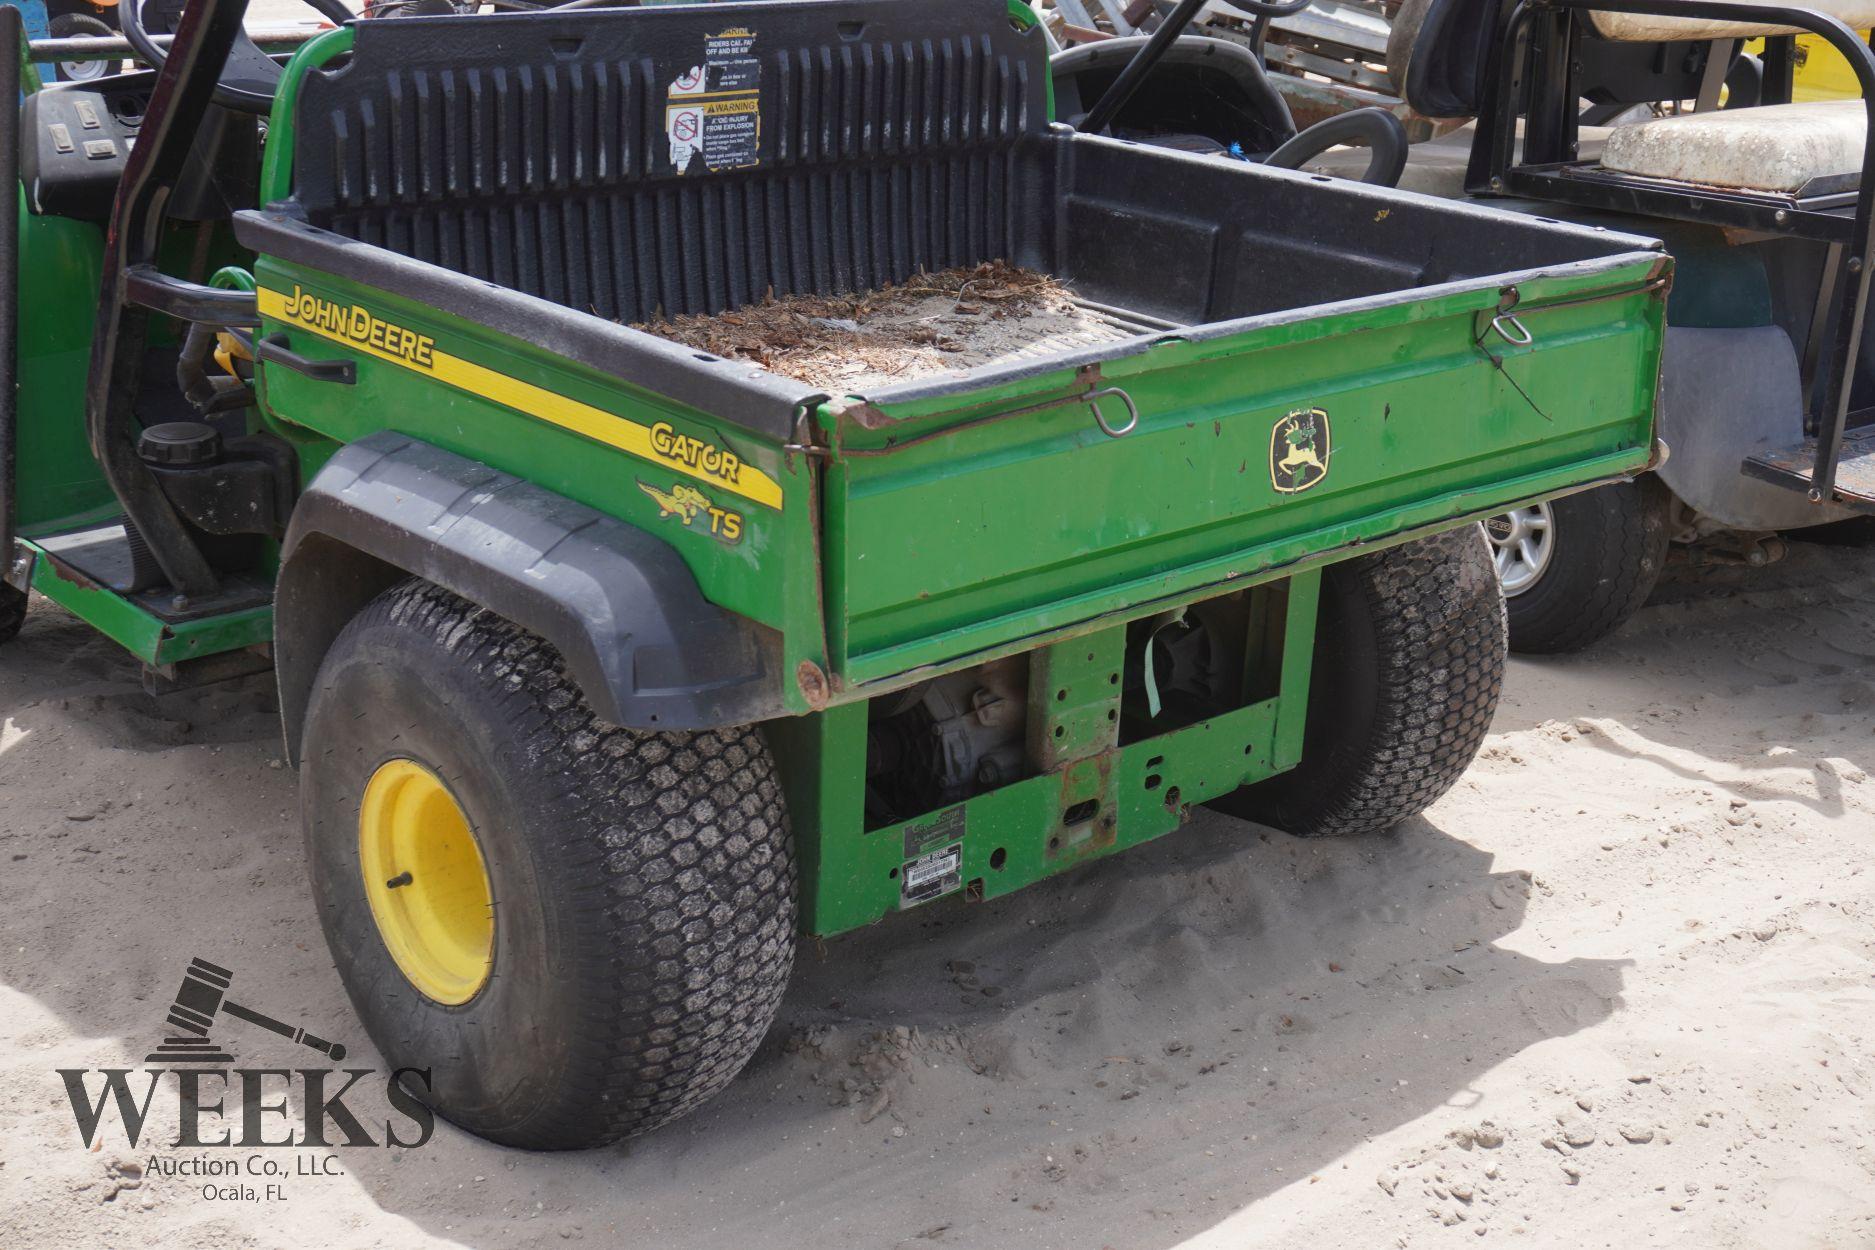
[21,542,274,665]
[765,700,870,930]
[1027,626,1125,771]
[248,247,1662,718]
[793,572,1319,936]
[820,261,1665,684]
[15,20,43,95]
[150,605,275,665]
[1269,570,1320,771]
[250,260,804,656]
[12,188,115,535]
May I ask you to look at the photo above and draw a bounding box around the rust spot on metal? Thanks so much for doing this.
[795,659,832,710]
[1742,425,1875,507]
[43,553,106,594]
[1047,753,1117,865]
[843,402,897,431]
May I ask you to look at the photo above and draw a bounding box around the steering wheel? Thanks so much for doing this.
[121,0,358,114]
[1208,0,1311,13]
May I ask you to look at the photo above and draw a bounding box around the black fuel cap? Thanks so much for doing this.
[137,421,222,467]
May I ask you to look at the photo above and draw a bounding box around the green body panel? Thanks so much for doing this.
[822,262,1663,681]
[12,188,114,534]
[249,260,806,660]
[250,253,1662,706]
[20,540,273,664]
[780,573,1319,936]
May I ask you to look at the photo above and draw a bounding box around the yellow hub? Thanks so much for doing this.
[359,759,495,1005]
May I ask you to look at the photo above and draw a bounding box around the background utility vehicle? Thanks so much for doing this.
[1402,0,1875,651]
[3,0,1666,1147]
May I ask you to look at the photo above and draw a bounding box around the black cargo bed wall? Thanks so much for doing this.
[289,0,1052,324]
[1049,140,1648,325]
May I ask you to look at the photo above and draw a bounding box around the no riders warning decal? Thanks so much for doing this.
[666,28,762,175]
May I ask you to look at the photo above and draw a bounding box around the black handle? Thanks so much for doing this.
[257,332,357,384]
[223,999,349,1061]
[125,265,261,326]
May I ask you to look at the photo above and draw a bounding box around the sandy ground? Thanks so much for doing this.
[1,532,1871,1249]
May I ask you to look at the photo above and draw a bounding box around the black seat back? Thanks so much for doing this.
[1403,0,1743,120]
[288,0,1048,321]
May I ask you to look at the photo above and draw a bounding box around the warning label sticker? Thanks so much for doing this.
[900,843,963,909]
[666,28,761,174]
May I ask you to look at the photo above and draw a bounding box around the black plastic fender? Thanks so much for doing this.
[275,432,783,763]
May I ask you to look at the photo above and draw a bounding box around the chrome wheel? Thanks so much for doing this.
[1484,502,1554,597]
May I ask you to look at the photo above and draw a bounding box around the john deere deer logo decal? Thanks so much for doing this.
[1270,408,1332,494]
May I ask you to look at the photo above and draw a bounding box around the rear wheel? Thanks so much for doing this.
[301,579,796,1149]
[0,584,25,645]
[1229,525,1506,837]
[1487,477,1669,654]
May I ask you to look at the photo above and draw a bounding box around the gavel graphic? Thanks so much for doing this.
[145,957,346,1064]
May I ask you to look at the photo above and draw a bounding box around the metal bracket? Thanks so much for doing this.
[1488,285,1534,346]
[4,541,33,594]
[1088,385,1140,438]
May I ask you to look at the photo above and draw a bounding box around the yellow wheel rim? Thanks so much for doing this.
[359,759,494,1005]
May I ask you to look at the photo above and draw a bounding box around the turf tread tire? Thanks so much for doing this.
[1238,526,1506,837]
[0,584,24,645]
[303,579,796,1150]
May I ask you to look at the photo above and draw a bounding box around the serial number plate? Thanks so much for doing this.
[899,843,962,908]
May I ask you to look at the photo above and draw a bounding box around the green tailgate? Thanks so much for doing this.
[820,258,1667,685]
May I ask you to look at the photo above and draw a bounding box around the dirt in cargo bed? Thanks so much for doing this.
[633,262,1144,392]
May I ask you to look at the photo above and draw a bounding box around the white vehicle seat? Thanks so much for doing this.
[1600,99,1869,192]
[1588,0,1875,43]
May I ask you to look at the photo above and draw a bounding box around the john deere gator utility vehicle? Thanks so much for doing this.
[3,0,1668,1147]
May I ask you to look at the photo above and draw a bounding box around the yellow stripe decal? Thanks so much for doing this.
[256,286,783,510]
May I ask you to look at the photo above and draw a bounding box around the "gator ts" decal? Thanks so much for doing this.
[257,285,783,510]
[1270,408,1331,495]
[638,480,744,544]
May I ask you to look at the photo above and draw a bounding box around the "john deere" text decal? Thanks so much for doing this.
[258,285,783,510]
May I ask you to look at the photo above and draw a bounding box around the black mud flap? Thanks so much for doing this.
[276,432,783,762]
